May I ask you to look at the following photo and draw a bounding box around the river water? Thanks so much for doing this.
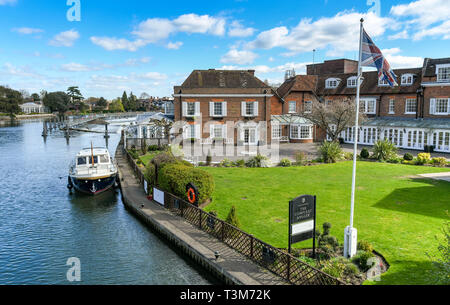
[0,119,216,285]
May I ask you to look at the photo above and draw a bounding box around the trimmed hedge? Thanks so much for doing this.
[158,163,214,204]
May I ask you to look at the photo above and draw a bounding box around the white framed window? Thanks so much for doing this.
[436,64,450,82]
[289,101,297,113]
[210,124,227,139]
[209,101,227,117]
[242,127,258,145]
[241,101,258,117]
[401,74,414,86]
[347,76,357,88]
[431,98,449,115]
[184,123,201,139]
[182,101,200,117]
[378,78,389,86]
[360,98,376,114]
[405,98,417,114]
[325,78,340,89]
[304,101,312,113]
[290,125,312,140]
[272,124,281,139]
[389,99,395,114]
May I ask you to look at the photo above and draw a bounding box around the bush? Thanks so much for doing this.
[246,154,271,168]
[351,251,375,272]
[372,139,398,161]
[148,145,159,151]
[151,151,179,169]
[219,158,233,167]
[431,157,447,167]
[128,149,139,160]
[343,152,354,161]
[144,163,156,185]
[226,205,241,228]
[357,240,374,253]
[279,158,292,167]
[416,153,431,165]
[321,258,347,279]
[386,156,402,164]
[233,159,245,168]
[295,152,307,165]
[319,141,343,163]
[360,148,370,159]
[403,153,414,161]
[206,153,212,166]
[158,163,214,204]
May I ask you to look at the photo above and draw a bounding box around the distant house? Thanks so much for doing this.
[20,102,46,114]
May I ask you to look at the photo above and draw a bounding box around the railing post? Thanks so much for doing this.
[250,235,254,258]
[199,209,202,230]
[221,221,225,241]
[287,255,291,282]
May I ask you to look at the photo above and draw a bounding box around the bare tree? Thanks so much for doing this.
[301,98,367,142]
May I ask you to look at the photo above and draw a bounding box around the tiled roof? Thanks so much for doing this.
[180,70,270,89]
[276,75,318,98]
[423,57,450,77]
[364,117,450,129]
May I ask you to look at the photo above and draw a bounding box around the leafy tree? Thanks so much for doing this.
[109,98,125,112]
[0,85,22,115]
[31,93,40,102]
[226,205,241,228]
[96,97,108,110]
[128,92,138,111]
[67,86,84,112]
[43,91,70,114]
[121,91,129,111]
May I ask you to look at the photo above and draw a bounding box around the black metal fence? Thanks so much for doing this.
[123,147,344,285]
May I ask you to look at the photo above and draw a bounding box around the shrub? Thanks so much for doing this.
[206,153,212,166]
[246,154,271,168]
[351,251,375,272]
[128,149,139,160]
[144,163,156,185]
[431,157,448,167]
[319,141,343,163]
[233,159,245,168]
[298,256,318,268]
[343,152,354,161]
[226,205,241,228]
[219,158,233,167]
[372,139,398,161]
[151,151,179,169]
[279,158,292,167]
[148,145,159,151]
[321,258,347,279]
[158,163,214,204]
[295,152,307,165]
[360,148,370,159]
[136,160,143,165]
[416,153,431,165]
[403,153,414,161]
[386,156,401,164]
[357,240,374,253]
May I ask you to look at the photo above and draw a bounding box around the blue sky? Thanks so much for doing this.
[1,0,449,99]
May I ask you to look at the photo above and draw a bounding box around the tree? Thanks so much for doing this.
[0,86,22,116]
[226,205,241,228]
[128,92,138,111]
[67,86,84,111]
[96,97,108,110]
[121,91,129,111]
[31,93,40,102]
[43,91,70,115]
[140,92,151,99]
[109,98,125,112]
[301,99,366,142]
[427,217,449,284]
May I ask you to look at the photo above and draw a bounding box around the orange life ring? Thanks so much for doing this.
[187,188,196,204]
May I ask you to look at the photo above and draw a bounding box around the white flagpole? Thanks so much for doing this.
[345,18,364,258]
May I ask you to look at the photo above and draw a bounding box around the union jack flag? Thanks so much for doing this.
[361,29,398,87]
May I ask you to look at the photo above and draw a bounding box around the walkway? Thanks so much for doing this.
[116,145,287,285]
[417,172,450,182]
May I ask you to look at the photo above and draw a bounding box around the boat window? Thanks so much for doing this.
[77,157,87,165]
[89,156,99,164]
[99,155,109,163]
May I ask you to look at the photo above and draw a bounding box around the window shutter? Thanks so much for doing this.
[209,102,214,117]
[241,102,246,116]
[195,124,201,139]
[195,102,200,116]
[222,124,227,139]
[447,98,450,115]
[254,102,259,116]
[182,125,188,139]
[222,102,227,116]
[182,102,187,117]
[210,124,214,138]
[430,98,435,115]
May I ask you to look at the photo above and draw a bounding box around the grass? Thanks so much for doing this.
[201,162,450,285]
[139,151,162,165]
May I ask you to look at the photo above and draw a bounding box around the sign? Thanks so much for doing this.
[288,195,317,256]
[153,188,165,206]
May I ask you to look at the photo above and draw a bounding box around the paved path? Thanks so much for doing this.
[417,172,450,182]
[116,145,287,285]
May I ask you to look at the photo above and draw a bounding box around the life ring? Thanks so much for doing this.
[186,183,199,206]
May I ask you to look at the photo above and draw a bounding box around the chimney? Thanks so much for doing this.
[247,69,255,76]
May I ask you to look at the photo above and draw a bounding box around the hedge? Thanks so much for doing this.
[158,163,214,204]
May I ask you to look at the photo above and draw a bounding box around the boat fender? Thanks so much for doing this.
[67,176,74,190]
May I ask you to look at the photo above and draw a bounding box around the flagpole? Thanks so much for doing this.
[345,18,364,258]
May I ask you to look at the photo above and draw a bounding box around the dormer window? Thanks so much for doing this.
[401,74,414,86]
[436,64,450,82]
[347,76,363,88]
[325,78,340,89]
[378,78,389,86]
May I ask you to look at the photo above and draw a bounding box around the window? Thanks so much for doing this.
[378,78,389,86]
[99,155,109,163]
[289,101,296,113]
[401,74,414,85]
[209,102,227,117]
[183,101,200,117]
[325,78,340,89]
[435,98,449,114]
[189,125,196,138]
[389,99,395,114]
[89,156,99,165]
[243,128,257,145]
[290,125,312,139]
[437,65,450,82]
[347,77,357,88]
[187,103,196,116]
[242,101,258,117]
[272,125,281,139]
[77,157,87,165]
[405,98,417,114]
[304,101,312,113]
[360,98,376,114]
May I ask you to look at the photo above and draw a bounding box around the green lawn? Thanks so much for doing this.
[201,162,450,285]
[139,151,162,165]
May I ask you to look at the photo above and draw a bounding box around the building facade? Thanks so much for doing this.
[19,102,46,114]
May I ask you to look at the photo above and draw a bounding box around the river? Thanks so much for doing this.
[0,119,216,285]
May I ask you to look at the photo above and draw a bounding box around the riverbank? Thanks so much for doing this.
[115,142,288,285]
[0,114,55,121]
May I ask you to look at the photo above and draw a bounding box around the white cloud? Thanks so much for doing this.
[388,30,409,40]
[1,63,42,78]
[92,13,225,51]
[0,0,17,5]
[220,49,258,65]
[228,21,255,37]
[247,11,394,56]
[413,20,450,40]
[60,57,151,72]
[49,30,80,47]
[219,61,310,74]
[61,63,92,72]
[382,48,423,68]
[12,27,44,35]
[166,41,183,49]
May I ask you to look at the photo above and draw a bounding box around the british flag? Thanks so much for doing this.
[361,29,398,87]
